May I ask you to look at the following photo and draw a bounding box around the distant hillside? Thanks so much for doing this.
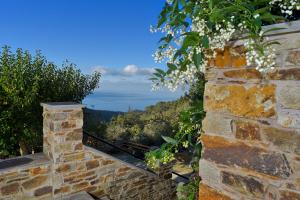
[84,108,123,123]
[104,96,190,145]
[83,96,190,146]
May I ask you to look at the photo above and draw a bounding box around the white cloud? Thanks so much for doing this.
[123,65,138,75]
[93,64,155,77]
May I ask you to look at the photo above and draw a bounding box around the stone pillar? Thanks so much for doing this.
[199,21,300,200]
[41,102,85,197]
[41,102,85,163]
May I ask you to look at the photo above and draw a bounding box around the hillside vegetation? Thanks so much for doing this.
[84,96,190,146]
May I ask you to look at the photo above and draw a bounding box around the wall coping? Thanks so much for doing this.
[262,19,300,36]
[232,19,300,44]
[0,153,50,174]
[85,146,161,177]
[40,102,85,109]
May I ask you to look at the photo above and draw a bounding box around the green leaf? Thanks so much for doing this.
[155,68,166,75]
[167,63,177,70]
[149,77,158,81]
[162,136,178,145]
[193,53,202,68]
[180,0,186,6]
[202,35,209,48]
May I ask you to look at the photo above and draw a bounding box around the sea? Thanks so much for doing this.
[83,90,184,112]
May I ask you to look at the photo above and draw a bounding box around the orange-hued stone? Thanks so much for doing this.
[201,135,232,149]
[234,121,261,141]
[54,186,70,195]
[267,68,300,80]
[232,56,247,68]
[210,47,247,68]
[29,167,49,175]
[224,69,262,79]
[199,184,232,200]
[204,84,276,118]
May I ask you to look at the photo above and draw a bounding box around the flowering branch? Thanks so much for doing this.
[151,0,300,91]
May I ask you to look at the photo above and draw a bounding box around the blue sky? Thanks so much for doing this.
[0,0,184,111]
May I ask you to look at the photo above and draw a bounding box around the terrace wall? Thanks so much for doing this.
[199,20,300,199]
[0,103,176,200]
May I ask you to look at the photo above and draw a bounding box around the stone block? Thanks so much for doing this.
[29,166,49,175]
[101,159,115,166]
[202,113,233,137]
[62,152,85,162]
[278,110,300,129]
[70,110,83,119]
[286,50,300,66]
[34,186,52,197]
[72,182,89,191]
[61,120,77,129]
[55,164,71,173]
[221,171,264,198]
[1,182,19,196]
[199,159,221,188]
[202,135,292,178]
[278,84,300,109]
[54,185,70,195]
[22,175,48,190]
[51,112,68,121]
[224,69,262,79]
[280,190,300,200]
[66,129,83,141]
[74,143,83,151]
[265,184,280,200]
[54,142,73,154]
[199,183,232,200]
[261,126,300,155]
[233,120,260,140]
[209,46,247,68]
[49,121,62,132]
[204,83,276,118]
[267,68,300,80]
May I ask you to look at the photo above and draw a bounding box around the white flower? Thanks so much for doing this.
[166,0,173,5]
[270,0,298,14]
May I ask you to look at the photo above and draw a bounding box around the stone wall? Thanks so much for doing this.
[199,21,300,199]
[0,154,51,199]
[0,103,175,200]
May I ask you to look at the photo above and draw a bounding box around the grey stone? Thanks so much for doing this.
[61,191,94,200]
[278,109,300,129]
[278,84,300,109]
[202,113,233,137]
[199,159,221,188]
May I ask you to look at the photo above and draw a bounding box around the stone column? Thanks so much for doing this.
[41,102,85,163]
[199,21,300,200]
[41,102,85,197]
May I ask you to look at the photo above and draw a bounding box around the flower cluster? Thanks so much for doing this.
[153,46,177,64]
[245,37,276,72]
[270,0,300,15]
[166,0,173,5]
[152,17,238,91]
[145,148,175,170]
[209,21,236,53]
[152,0,300,92]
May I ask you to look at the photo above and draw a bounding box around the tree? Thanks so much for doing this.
[0,46,101,157]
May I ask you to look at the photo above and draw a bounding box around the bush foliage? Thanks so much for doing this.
[0,46,100,157]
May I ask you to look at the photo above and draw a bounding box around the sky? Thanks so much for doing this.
[0,0,184,111]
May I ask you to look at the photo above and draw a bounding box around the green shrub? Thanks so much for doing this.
[0,46,100,157]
